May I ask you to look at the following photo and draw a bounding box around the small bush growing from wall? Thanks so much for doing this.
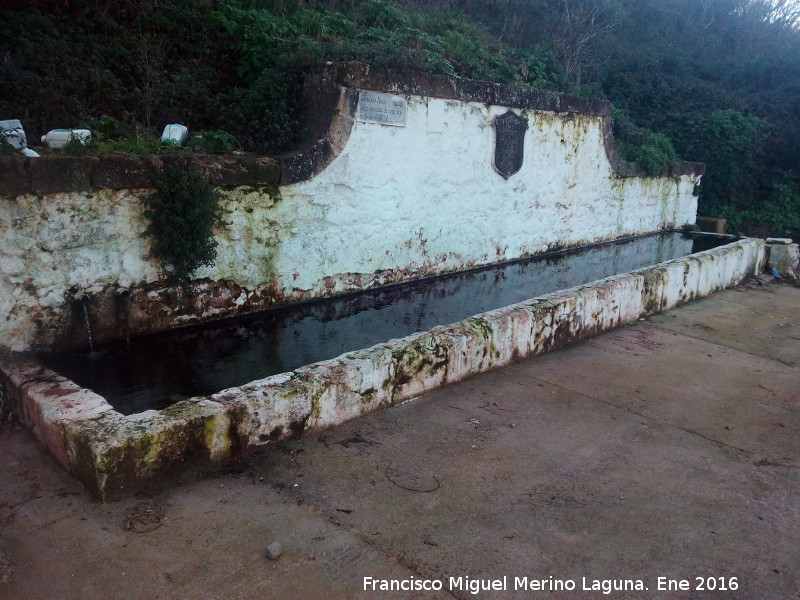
[144,162,223,282]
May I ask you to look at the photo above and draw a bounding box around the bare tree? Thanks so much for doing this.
[727,0,800,58]
[551,0,622,92]
[699,0,718,29]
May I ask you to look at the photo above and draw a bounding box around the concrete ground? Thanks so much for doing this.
[1,281,798,600]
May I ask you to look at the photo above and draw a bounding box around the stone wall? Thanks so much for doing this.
[0,64,704,352]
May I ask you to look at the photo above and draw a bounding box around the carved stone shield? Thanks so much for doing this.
[492,111,528,179]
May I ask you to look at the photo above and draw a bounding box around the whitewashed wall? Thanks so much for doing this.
[0,91,700,352]
[273,95,699,297]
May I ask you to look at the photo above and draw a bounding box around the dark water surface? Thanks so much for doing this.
[42,232,734,415]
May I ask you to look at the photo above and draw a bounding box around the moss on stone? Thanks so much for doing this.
[389,335,450,398]
[640,269,666,314]
[465,317,501,360]
[309,391,323,421]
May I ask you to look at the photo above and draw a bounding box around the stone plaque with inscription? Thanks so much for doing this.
[357,91,407,126]
[492,110,528,179]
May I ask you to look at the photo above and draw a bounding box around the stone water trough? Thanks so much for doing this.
[0,64,768,499]
[0,235,765,500]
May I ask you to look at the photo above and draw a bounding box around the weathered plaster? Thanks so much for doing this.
[278,97,699,296]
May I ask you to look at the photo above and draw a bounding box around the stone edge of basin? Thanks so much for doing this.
[0,63,705,197]
[0,237,765,501]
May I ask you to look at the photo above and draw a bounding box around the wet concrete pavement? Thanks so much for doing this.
[1,282,798,600]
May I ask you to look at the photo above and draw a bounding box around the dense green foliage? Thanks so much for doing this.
[143,162,223,281]
[0,0,556,153]
[612,108,677,176]
[2,0,799,237]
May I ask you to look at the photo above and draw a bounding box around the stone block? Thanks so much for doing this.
[280,141,334,185]
[0,156,30,197]
[236,156,280,186]
[430,74,458,99]
[92,155,155,189]
[147,155,279,187]
[560,94,611,116]
[669,161,706,176]
[696,216,727,234]
[525,89,561,112]
[458,79,497,104]
[30,155,97,193]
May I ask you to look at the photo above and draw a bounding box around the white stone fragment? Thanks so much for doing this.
[41,129,91,149]
[161,124,188,146]
[0,119,26,150]
[265,541,283,560]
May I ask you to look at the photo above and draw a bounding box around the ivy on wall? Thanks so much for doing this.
[143,162,223,282]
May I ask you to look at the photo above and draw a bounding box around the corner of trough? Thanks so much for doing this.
[63,398,236,501]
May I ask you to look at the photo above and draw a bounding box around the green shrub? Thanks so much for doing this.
[358,0,411,29]
[90,115,128,144]
[143,162,223,281]
[108,128,174,154]
[61,133,97,154]
[87,116,175,154]
[623,132,676,176]
[612,108,677,175]
[218,58,306,153]
[0,0,562,156]
[188,130,239,153]
[684,110,768,216]
[714,177,800,239]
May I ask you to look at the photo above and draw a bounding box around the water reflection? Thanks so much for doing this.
[42,233,731,414]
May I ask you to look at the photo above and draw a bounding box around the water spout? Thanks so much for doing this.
[68,288,98,354]
[118,289,131,345]
[81,299,95,354]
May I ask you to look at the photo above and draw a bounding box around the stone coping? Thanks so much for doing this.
[0,153,280,197]
[0,236,764,500]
